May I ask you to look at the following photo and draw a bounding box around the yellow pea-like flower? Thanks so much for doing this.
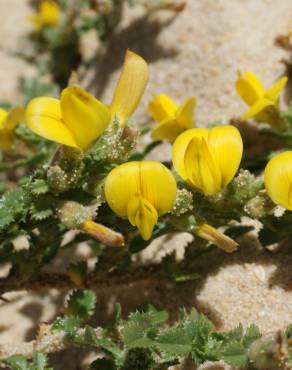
[0,107,24,151]
[264,151,292,210]
[25,51,148,151]
[28,0,61,32]
[236,70,287,121]
[172,125,243,196]
[149,94,196,142]
[104,161,177,240]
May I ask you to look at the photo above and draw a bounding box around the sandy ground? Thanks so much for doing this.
[0,0,292,369]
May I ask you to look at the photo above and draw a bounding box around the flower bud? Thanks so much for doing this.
[196,223,238,253]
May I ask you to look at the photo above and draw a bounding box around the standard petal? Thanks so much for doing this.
[264,151,292,210]
[26,97,78,148]
[236,71,265,106]
[241,98,273,120]
[110,50,148,126]
[265,76,288,102]
[104,162,141,217]
[127,196,158,240]
[172,128,209,179]
[139,161,177,214]
[209,125,243,187]
[184,136,221,195]
[149,94,177,122]
[176,96,196,129]
[61,86,111,150]
[151,117,181,142]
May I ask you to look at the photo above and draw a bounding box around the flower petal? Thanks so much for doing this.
[264,151,292,210]
[184,136,221,195]
[0,109,8,130]
[172,128,209,179]
[5,107,25,130]
[127,196,158,240]
[25,97,78,148]
[265,76,288,102]
[104,162,141,217]
[241,98,273,120]
[236,71,265,106]
[151,117,181,142]
[149,94,177,122]
[40,0,60,27]
[176,96,196,129]
[208,125,243,187]
[110,50,148,126]
[139,161,177,214]
[60,86,111,150]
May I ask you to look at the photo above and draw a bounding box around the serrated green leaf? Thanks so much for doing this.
[156,328,192,356]
[65,289,96,320]
[243,324,261,347]
[32,352,51,370]
[129,307,168,328]
[122,321,155,348]
[221,341,248,367]
[224,324,244,342]
[0,189,30,230]
[30,208,54,221]
[30,180,49,196]
[185,308,213,346]
[52,315,82,334]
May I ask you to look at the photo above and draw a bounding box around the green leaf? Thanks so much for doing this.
[224,324,244,342]
[186,308,213,346]
[243,324,261,347]
[0,189,30,230]
[121,307,168,349]
[65,290,96,320]
[122,321,156,348]
[30,180,49,196]
[32,352,51,370]
[52,315,82,334]
[4,355,28,370]
[156,328,192,356]
[221,341,248,367]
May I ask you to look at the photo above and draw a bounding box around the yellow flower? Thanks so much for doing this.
[25,50,148,151]
[264,151,292,210]
[149,94,196,142]
[0,107,24,151]
[104,161,177,240]
[28,0,61,32]
[172,125,243,196]
[236,70,287,121]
